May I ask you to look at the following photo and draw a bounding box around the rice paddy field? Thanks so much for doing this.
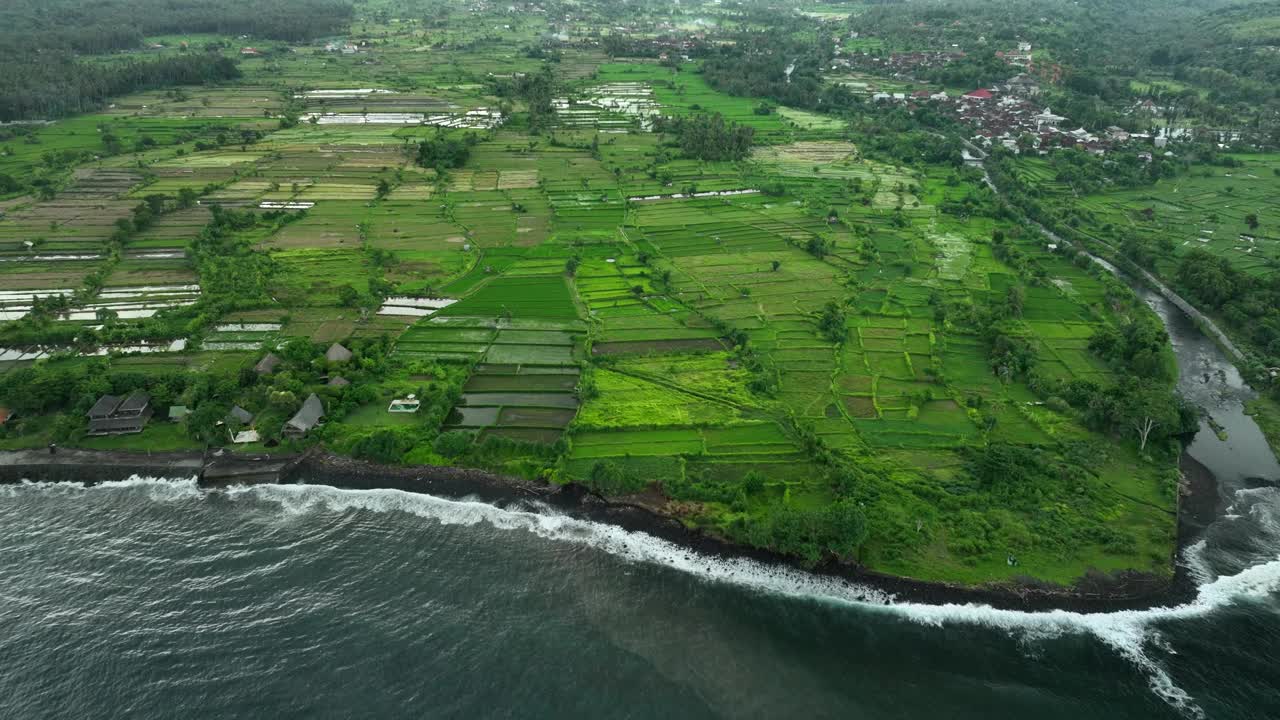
[1017,154,1280,278]
[0,0,1179,588]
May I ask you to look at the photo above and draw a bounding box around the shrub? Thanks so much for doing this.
[351,429,411,463]
[433,430,474,458]
[588,460,631,494]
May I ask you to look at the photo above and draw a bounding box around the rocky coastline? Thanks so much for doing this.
[0,446,1208,613]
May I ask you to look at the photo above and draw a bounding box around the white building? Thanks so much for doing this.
[388,395,421,413]
[1033,107,1066,129]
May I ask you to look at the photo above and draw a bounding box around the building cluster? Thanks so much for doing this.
[994,41,1034,68]
[875,80,1150,156]
[837,38,1063,88]
[950,92,1149,155]
[843,50,966,76]
[950,89,1110,154]
[75,342,383,444]
[322,41,362,54]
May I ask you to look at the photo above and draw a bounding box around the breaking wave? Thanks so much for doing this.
[224,482,899,607]
[228,482,1280,719]
[6,477,1280,717]
[0,476,202,501]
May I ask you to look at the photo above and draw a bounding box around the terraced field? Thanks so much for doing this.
[1016,154,1280,277]
[0,4,1180,588]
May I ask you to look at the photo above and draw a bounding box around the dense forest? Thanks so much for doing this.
[0,0,354,51]
[0,0,354,120]
[699,30,860,113]
[0,55,242,122]
[1176,249,1280,358]
[654,113,755,161]
[844,0,1234,69]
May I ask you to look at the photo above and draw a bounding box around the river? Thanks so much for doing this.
[1,267,1279,720]
[1126,271,1280,589]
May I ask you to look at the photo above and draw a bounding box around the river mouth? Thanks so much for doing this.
[984,162,1280,632]
[1130,279,1280,488]
[1034,232,1280,686]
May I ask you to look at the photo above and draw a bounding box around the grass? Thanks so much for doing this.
[439,274,579,321]
[0,5,1185,590]
[1026,154,1280,277]
[1245,396,1280,461]
[75,422,203,452]
[574,368,746,429]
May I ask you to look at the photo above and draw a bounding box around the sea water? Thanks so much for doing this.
[0,477,1277,719]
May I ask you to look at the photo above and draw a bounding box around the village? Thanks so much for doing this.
[836,40,1189,158]
[63,342,422,449]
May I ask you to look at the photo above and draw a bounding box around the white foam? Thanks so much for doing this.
[7,479,1279,716]
[1,476,201,502]
[1181,538,1214,585]
[97,475,203,500]
[834,552,1277,719]
[1240,487,1280,535]
[226,483,1280,718]
[228,483,896,605]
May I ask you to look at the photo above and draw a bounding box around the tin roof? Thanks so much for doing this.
[117,392,151,414]
[87,395,123,418]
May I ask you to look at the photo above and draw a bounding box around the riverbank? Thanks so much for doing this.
[0,446,1208,613]
[976,150,1248,366]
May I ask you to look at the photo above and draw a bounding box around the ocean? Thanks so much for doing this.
[3,255,1279,720]
[0,477,1277,720]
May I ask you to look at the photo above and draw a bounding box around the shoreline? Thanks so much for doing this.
[0,446,1207,614]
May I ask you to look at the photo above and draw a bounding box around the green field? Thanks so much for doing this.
[0,0,1189,591]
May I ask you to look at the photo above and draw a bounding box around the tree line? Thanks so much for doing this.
[0,0,354,52]
[1177,248,1280,364]
[699,30,860,114]
[652,112,755,162]
[487,65,556,133]
[0,55,241,122]
[0,0,353,121]
[416,133,478,171]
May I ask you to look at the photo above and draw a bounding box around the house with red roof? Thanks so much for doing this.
[963,88,994,100]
